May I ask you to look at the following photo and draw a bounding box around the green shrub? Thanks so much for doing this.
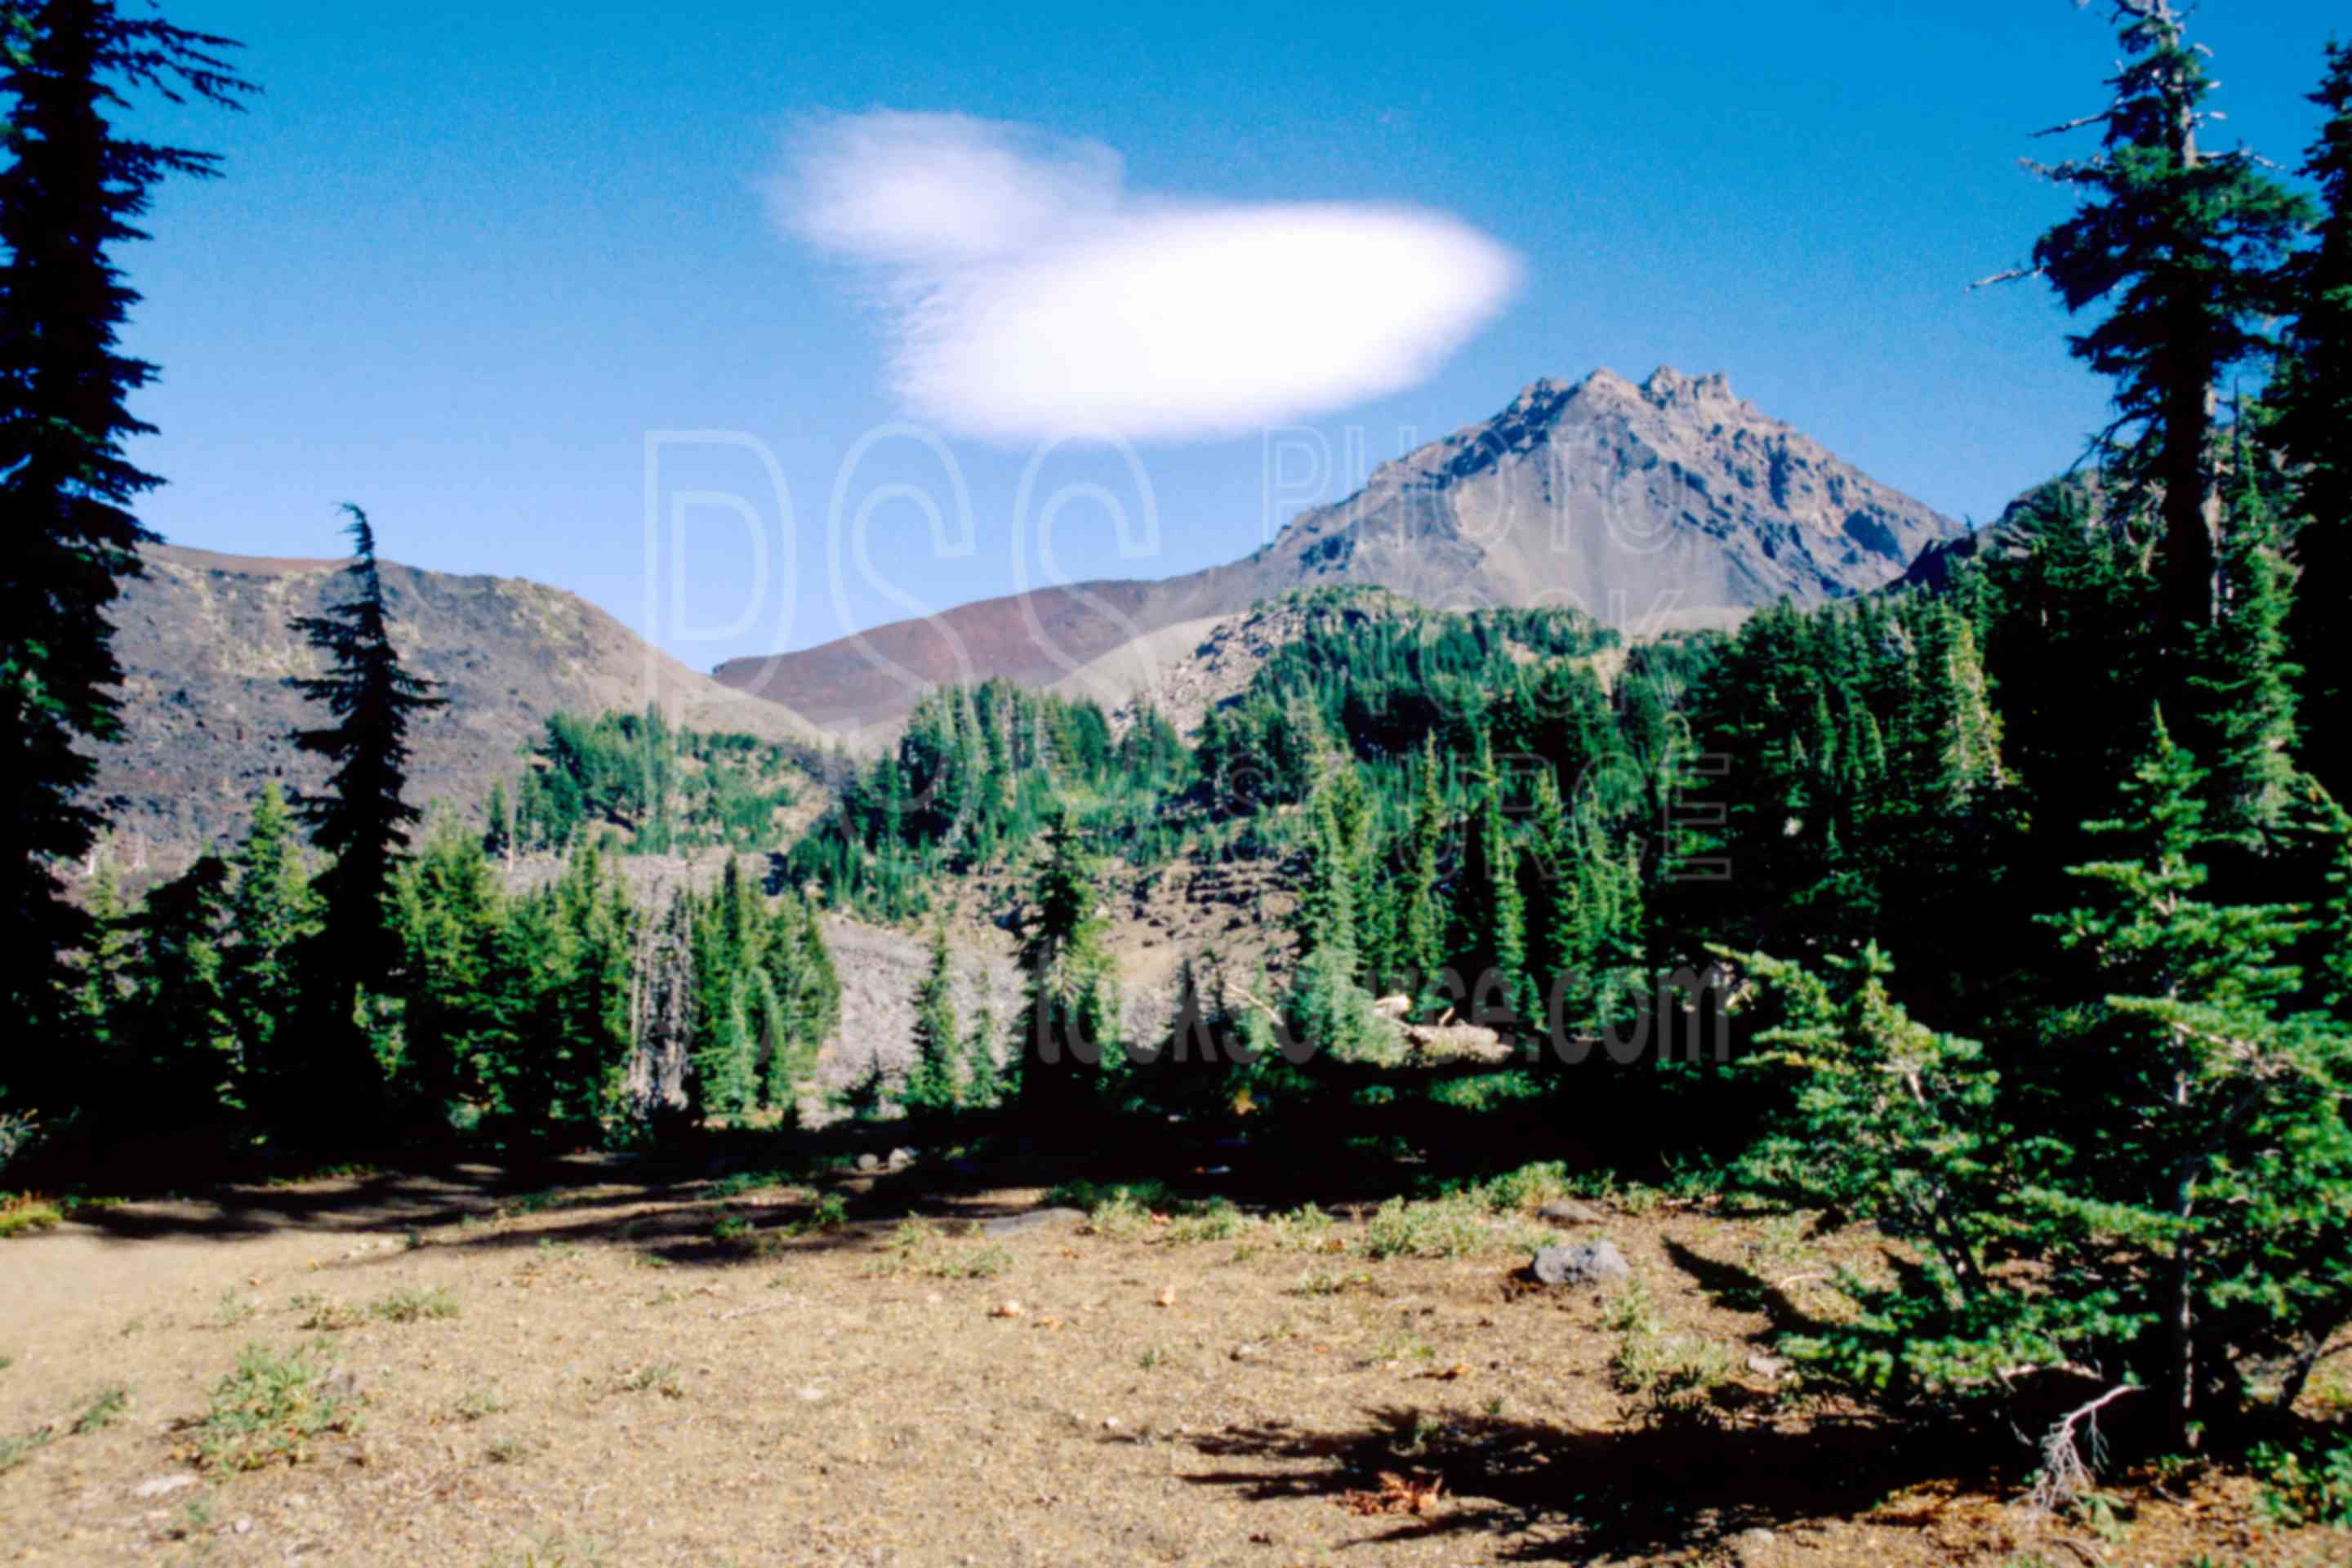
[193,1342,361,1471]
[2252,1429,2352,1529]
[0,1193,60,1239]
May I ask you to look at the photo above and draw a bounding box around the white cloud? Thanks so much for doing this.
[773,112,1523,443]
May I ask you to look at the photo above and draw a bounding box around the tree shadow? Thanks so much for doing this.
[1660,1235,1844,1344]
[1182,1402,2002,1561]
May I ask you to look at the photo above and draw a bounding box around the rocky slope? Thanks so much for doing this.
[90,545,825,879]
[715,367,1962,738]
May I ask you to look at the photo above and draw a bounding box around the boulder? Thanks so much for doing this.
[1535,1198,1606,1225]
[1529,1240,1630,1288]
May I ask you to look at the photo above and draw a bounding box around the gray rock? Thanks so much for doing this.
[1529,1240,1631,1288]
[981,1206,1087,1239]
[1535,1198,1606,1225]
[887,1147,915,1169]
[1746,1353,1791,1379]
[131,1475,197,1499]
[855,1152,881,1174]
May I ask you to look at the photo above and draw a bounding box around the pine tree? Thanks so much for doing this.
[902,919,961,1113]
[2019,0,2309,657]
[2274,42,2352,800]
[0,0,251,1089]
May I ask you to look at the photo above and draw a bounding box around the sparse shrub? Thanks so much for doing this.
[454,1389,509,1422]
[192,1341,361,1471]
[0,1423,53,1474]
[924,1243,1011,1280]
[73,1385,128,1433]
[1260,1203,1341,1252]
[617,1363,684,1398]
[294,1295,364,1331]
[0,1192,60,1239]
[214,1289,257,1327]
[1361,1196,1550,1260]
[1605,1278,1736,1427]
[795,1192,849,1234]
[1291,1267,1374,1297]
[371,1286,459,1323]
[1163,1199,1247,1244]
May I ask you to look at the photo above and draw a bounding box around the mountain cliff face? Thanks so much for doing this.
[90,545,821,878]
[714,367,1961,737]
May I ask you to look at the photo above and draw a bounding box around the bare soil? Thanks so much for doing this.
[0,1163,2340,1567]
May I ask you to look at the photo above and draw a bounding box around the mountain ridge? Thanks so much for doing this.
[715,365,1962,737]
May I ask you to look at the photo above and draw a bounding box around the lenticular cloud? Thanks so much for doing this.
[774,112,1523,443]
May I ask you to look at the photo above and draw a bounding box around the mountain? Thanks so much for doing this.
[714,366,1962,737]
[90,544,822,878]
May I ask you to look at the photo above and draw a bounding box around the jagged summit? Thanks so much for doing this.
[714,368,1965,737]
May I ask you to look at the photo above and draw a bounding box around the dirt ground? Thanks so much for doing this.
[0,1160,2342,1567]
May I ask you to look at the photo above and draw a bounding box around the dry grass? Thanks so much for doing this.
[0,1162,2340,1565]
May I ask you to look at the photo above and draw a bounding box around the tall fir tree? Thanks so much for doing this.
[287,506,443,1124]
[2020,0,2309,661]
[902,918,961,1112]
[1015,810,1120,1129]
[2274,41,2352,800]
[224,782,313,1111]
[0,0,250,1096]
[2185,443,2301,849]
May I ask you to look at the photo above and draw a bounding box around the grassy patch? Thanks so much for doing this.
[1290,1267,1374,1297]
[877,1220,1012,1279]
[0,1193,63,1238]
[1605,1279,1738,1428]
[371,1285,460,1323]
[72,1384,129,1433]
[1361,1195,1552,1260]
[0,1423,53,1474]
[189,1341,362,1472]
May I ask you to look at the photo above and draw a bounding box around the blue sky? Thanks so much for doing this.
[122,0,2345,669]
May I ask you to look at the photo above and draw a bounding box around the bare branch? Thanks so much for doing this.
[1971,265,2042,291]
[2033,1385,2140,1515]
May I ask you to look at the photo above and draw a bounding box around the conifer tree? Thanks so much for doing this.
[0,0,251,1086]
[902,919,961,1112]
[959,976,1000,1109]
[2046,715,2346,1447]
[1015,811,1120,1126]
[1398,735,1448,1010]
[2018,0,2308,656]
[287,506,443,1122]
[2186,448,2301,848]
[1452,737,1532,1030]
[224,783,313,1109]
[121,850,234,1132]
[2274,42,2352,799]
